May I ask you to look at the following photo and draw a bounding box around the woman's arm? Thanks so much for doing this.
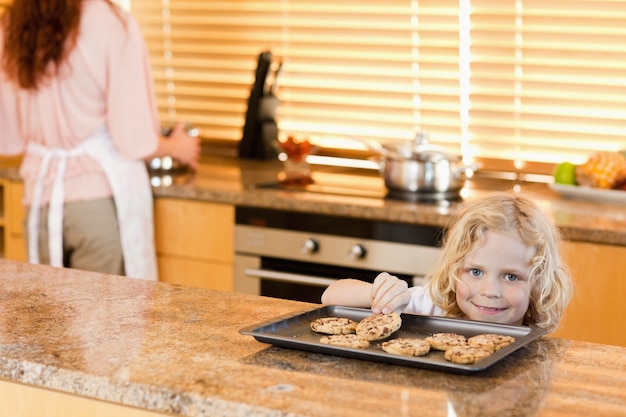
[0,70,25,155]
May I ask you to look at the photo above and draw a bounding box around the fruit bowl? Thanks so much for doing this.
[549,183,626,205]
[552,150,626,201]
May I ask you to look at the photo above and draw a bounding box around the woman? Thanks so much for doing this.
[0,0,200,279]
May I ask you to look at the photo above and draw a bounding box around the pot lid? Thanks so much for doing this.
[381,132,459,162]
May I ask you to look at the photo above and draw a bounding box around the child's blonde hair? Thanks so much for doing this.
[427,193,573,333]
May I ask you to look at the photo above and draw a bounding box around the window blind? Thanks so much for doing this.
[3,1,626,172]
[130,0,626,170]
[130,1,461,151]
[468,0,626,169]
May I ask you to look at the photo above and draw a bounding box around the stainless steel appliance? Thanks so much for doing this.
[234,207,443,303]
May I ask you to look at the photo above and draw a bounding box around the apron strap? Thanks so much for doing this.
[27,149,54,265]
[26,140,90,268]
[25,126,157,280]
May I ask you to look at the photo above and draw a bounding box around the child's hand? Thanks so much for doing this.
[370,272,411,314]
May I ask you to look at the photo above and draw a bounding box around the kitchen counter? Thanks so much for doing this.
[2,154,626,245]
[0,259,624,417]
[154,155,626,246]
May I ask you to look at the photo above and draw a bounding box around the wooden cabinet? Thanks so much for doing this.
[0,179,26,262]
[0,185,235,291]
[551,241,626,347]
[153,198,234,290]
[0,379,169,417]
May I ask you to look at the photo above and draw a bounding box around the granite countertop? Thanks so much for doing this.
[2,155,626,245]
[152,155,626,246]
[0,259,625,417]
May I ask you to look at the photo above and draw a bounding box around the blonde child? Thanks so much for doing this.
[321,193,573,333]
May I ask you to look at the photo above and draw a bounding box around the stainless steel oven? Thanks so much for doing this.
[234,207,443,303]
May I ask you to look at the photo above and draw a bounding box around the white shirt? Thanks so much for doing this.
[404,285,447,316]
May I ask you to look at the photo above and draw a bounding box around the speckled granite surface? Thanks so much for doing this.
[153,156,626,246]
[2,155,626,245]
[0,260,625,417]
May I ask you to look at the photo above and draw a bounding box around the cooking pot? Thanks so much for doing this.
[357,133,479,195]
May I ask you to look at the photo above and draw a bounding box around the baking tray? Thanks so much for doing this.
[240,305,547,374]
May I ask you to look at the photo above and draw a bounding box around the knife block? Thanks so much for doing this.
[239,51,280,160]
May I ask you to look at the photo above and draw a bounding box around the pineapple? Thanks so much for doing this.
[576,151,626,189]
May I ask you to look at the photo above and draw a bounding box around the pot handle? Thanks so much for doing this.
[350,136,392,157]
[453,162,482,177]
[368,156,385,174]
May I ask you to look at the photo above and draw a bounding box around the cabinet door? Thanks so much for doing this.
[0,179,5,258]
[6,181,26,262]
[154,198,234,290]
[154,198,233,261]
[157,257,233,291]
[551,241,626,347]
[0,378,170,417]
[6,234,27,261]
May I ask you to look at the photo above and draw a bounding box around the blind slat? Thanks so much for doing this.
[135,0,452,143]
[4,1,625,169]
[469,0,626,165]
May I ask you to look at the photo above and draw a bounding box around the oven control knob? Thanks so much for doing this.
[349,244,367,259]
[302,238,319,254]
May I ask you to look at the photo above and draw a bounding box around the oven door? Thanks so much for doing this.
[234,254,417,304]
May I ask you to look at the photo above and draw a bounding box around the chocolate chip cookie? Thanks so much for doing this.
[310,317,358,335]
[320,334,370,349]
[381,338,431,357]
[355,312,402,341]
[467,334,516,352]
[425,332,467,351]
[444,345,493,364]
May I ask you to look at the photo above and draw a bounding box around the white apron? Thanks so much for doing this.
[26,126,158,280]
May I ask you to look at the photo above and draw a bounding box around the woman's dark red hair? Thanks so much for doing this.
[1,0,82,89]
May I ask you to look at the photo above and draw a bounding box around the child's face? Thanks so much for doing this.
[455,230,532,326]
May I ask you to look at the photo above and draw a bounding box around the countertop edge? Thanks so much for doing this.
[3,159,626,247]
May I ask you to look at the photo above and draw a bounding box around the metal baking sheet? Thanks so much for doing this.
[240,305,547,374]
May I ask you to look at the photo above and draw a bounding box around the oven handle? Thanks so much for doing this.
[244,268,336,287]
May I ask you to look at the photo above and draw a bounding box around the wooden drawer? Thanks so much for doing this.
[154,198,234,290]
[1,180,26,262]
[154,198,234,262]
[157,257,233,291]
[7,180,24,236]
[551,241,626,347]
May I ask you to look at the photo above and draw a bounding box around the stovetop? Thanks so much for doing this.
[254,170,464,203]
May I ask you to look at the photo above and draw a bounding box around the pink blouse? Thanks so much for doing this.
[0,0,159,205]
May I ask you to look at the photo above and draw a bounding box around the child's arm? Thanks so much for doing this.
[321,273,412,314]
[321,279,372,307]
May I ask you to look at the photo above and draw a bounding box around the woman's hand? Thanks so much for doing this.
[153,122,200,169]
[371,272,411,314]
[166,122,200,169]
